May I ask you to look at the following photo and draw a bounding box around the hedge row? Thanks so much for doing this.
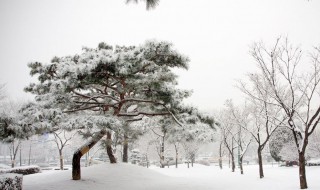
[0,165,41,175]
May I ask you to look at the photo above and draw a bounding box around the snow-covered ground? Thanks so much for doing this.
[23,163,320,190]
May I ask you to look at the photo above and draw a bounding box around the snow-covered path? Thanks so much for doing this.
[23,163,320,190]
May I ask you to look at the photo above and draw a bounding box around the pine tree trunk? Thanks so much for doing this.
[72,130,106,180]
[299,152,308,189]
[107,132,117,164]
[258,147,264,178]
[59,149,64,170]
[122,135,128,163]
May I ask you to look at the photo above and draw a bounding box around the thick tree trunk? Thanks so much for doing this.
[72,130,106,180]
[239,156,243,174]
[59,149,64,170]
[107,132,117,164]
[258,147,264,178]
[299,152,308,189]
[122,135,128,163]
[11,160,15,168]
[231,155,235,172]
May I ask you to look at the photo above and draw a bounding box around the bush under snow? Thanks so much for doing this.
[0,173,23,190]
[0,165,41,175]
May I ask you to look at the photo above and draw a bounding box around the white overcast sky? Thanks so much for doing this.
[0,0,320,112]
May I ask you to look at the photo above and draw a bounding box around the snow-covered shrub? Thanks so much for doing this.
[0,173,23,190]
[0,165,41,175]
[197,160,210,166]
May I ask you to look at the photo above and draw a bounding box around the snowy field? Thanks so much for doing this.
[23,163,320,190]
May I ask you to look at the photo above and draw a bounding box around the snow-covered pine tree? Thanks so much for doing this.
[25,40,196,180]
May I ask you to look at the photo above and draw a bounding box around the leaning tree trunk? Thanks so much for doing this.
[257,147,264,178]
[59,149,64,170]
[106,132,117,163]
[72,130,107,180]
[122,135,128,163]
[299,152,308,189]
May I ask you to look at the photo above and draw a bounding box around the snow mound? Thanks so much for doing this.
[23,164,192,190]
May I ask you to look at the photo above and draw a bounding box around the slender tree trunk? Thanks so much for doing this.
[298,152,307,189]
[28,143,32,166]
[187,161,189,168]
[219,141,223,169]
[175,151,178,168]
[122,135,128,163]
[160,139,165,168]
[228,152,230,168]
[239,156,243,174]
[106,132,117,163]
[72,130,106,180]
[19,146,22,166]
[258,147,264,178]
[59,149,64,170]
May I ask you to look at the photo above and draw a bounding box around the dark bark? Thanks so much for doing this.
[299,152,307,189]
[72,130,106,180]
[239,156,243,175]
[122,135,128,163]
[59,149,64,170]
[160,138,165,168]
[187,161,189,168]
[219,141,223,169]
[107,132,117,164]
[231,153,235,172]
[174,144,178,168]
[258,147,264,178]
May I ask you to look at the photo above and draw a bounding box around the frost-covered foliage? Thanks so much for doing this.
[25,40,192,128]
[0,101,33,142]
[23,40,217,142]
[269,127,296,161]
[0,173,23,190]
[0,165,41,175]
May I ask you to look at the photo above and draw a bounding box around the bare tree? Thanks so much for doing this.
[220,117,237,172]
[182,140,200,168]
[151,125,167,168]
[241,38,320,189]
[53,130,77,170]
[8,140,21,168]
